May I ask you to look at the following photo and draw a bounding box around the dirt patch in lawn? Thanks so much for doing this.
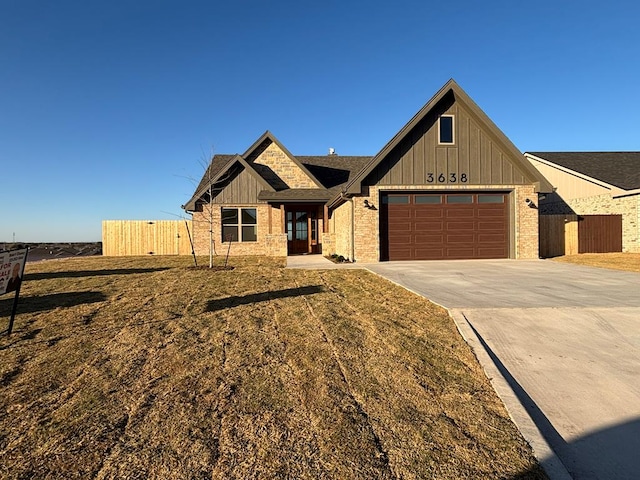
[552,252,640,272]
[1,255,546,479]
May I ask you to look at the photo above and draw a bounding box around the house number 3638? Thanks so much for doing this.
[427,173,468,183]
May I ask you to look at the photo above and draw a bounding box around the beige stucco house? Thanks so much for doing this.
[183,79,552,262]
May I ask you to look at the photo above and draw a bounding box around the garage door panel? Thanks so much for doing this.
[415,221,445,230]
[478,221,507,231]
[388,220,412,229]
[446,209,474,218]
[414,234,445,243]
[446,221,474,230]
[447,233,475,243]
[388,248,413,260]
[478,233,507,243]
[388,234,412,244]
[445,247,476,258]
[414,248,446,259]
[477,247,508,257]
[478,208,507,217]
[388,209,412,218]
[415,209,444,218]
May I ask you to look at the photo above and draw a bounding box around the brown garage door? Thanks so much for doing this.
[380,193,509,260]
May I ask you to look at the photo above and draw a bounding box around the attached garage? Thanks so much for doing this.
[380,192,509,260]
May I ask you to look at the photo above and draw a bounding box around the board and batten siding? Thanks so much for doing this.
[102,220,193,256]
[366,93,530,187]
[209,166,265,204]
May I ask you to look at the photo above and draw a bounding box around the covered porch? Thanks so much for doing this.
[281,204,326,255]
[259,190,331,256]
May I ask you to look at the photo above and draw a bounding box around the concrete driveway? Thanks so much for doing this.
[365,260,640,480]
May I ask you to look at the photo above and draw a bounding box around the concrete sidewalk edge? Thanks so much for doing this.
[449,309,573,480]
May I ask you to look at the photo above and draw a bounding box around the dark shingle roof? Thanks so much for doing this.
[529,152,640,190]
[191,154,236,196]
[184,152,373,209]
[298,156,373,194]
[257,153,373,201]
[182,154,236,210]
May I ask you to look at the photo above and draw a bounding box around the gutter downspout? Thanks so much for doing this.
[350,197,356,262]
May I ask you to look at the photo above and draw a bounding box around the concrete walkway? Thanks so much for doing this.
[366,259,640,480]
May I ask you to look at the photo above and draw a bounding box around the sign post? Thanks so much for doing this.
[1,247,29,335]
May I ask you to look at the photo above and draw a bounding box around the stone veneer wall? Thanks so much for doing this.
[353,187,381,263]
[542,193,639,253]
[191,204,284,257]
[254,142,318,189]
[265,234,287,256]
[331,202,354,261]
[513,185,540,259]
[321,232,336,257]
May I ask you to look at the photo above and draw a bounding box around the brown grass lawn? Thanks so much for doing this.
[552,252,640,272]
[1,256,546,479]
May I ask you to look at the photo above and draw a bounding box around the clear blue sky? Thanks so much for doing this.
[1,0,639,242]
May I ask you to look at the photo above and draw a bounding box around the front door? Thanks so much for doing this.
[286,208,320,255]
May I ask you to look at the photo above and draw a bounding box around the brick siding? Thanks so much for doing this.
[192,204,284,257]
[514,185,540,259]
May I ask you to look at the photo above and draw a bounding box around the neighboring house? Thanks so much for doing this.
[526,152,640,253]
[183,79,552,262]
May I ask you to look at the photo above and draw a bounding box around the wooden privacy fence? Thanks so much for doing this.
[577,215,623,253]
[539,214,622,258]
[102,220,194,256]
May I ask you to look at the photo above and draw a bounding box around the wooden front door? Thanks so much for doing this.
[286,208,320,255]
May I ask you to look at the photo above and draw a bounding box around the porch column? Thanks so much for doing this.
[323,205,329,233]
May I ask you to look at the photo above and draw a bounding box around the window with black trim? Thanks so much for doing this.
[221,207,257,242]
[439,115,454,144]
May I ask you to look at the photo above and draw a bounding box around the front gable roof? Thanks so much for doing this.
[334,79,552,204]
[182,132,370,210]
[526,152,640,191]
[182,154,274,212]
[243,131,325,190]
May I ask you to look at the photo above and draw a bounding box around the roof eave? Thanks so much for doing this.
[525,153,616,192]
[182,154,275,212]
[613,188,640,198]
[326,191,351,209]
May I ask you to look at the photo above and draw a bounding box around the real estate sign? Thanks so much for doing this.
[1,247,28,335]
[0,248,28,296]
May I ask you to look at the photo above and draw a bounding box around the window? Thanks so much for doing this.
[447,194,473,204]
[438,115,454,144]
[382,195,409,204]
[478,194,505,203]
[415,195,442,204]
[221,208,257,242]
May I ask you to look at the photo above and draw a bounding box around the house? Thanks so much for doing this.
[183,79,552,262]
[526,152,640,253]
